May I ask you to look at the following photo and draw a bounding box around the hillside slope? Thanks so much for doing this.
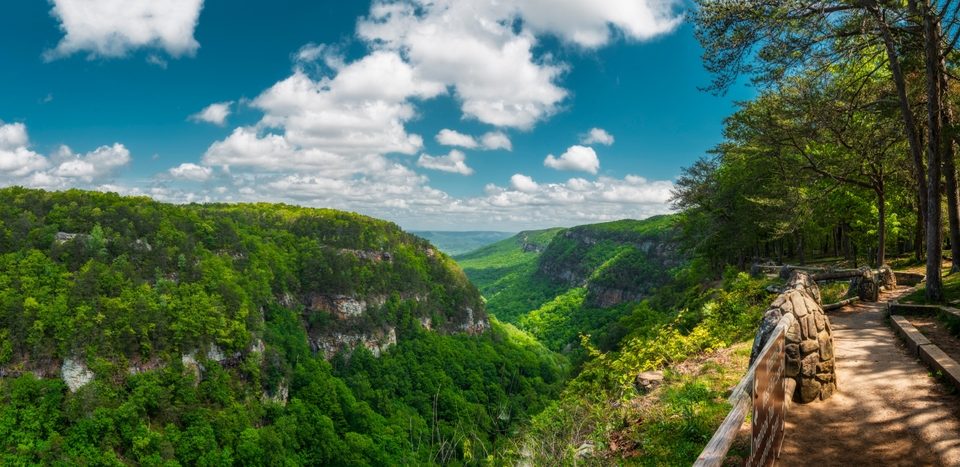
[0,188,566,464]
[455,216,681,355]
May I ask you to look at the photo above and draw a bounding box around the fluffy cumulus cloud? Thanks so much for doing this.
[481,131,513,151]
[436,129,513,151]
[461,174,674,227]
[46,0,204,60]
[514,1,683,48]
[417,150,474,175]
[359,1,566,129]
[0,123,48,176]
[436,129,478,148]
[581,128,615,146]
[156,0,682,228]
[202,51,444,175]
[357,0,681,128]
[169,162,213,181]
[190,102,233,126]
[0,122,131,188]
[544,145,600,174]
[510,174,540,192]
[51,144,130,182]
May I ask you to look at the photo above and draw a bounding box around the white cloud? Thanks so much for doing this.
[190,102,233,126]
[0,122,30,150]
[359,1,567,129]
[0,122,131,188]
[581,127,615,146]
[169,162,213,181]
[159,0,682,229]
[544,145,600,174]
[510,174,539,192]
[146,54,168,69]
[357,0,680,128]
[222,51,443,162]
[436,129,512,151]
[436,129,478,149]
[466,174,674,225]
[417,150,474,175]
[0,123,49,176]
[46,0,204,60]
[480,131,512,151]
[52,144,131,182]
[514,1,683,48]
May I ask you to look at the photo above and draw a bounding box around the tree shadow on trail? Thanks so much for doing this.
[778,290,960,466]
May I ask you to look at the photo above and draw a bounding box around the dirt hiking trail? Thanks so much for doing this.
[778,289,960,466]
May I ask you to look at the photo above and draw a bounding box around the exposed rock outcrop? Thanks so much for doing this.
[586,285,645,308]
[314,327,398,359]
[181,352,202,382]
[340,248,393,262]
[309,294,376,319]
[458,307,489,335]
[536,221,681,309]
[61,357,94,392]
[263,381,289,405]
[54,232,91,244]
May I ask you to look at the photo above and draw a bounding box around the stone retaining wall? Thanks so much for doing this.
[752,271,837,403]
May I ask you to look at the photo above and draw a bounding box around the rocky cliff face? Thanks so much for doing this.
[303,289,489,359]
[295,246,489,360]
[535,218,681,308]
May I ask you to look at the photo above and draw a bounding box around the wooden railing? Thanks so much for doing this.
[693,314,796,467]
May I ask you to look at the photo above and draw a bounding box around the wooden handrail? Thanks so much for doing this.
[693,314,796,467]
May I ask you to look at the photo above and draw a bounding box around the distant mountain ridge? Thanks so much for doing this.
[411,230,515,255]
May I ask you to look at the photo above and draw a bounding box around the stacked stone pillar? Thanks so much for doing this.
[751,271,837,403]
[849,266,880,302]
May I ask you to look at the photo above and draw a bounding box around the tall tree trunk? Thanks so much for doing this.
[798,232,806,265]
[917,192,926,262]
[871,5,929,231]
[877,186,886,266]
[943,126,960,271]
[919,0,944,301]
[940,43,960,272]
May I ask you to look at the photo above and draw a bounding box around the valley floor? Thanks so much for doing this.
[779,288,960,466]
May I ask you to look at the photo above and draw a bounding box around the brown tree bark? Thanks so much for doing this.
[939,36,960,272]
[870,4,929,238]
[917,0,944,301]
[877,184,887,266]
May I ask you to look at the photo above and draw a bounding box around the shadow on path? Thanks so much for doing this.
[778,289,960,466]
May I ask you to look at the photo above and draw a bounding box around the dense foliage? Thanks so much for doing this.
[455,217,680,360]
[505,266,773,465]
[692,0,960,302]
[0,187,567,464]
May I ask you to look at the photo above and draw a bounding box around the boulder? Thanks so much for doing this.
[634,370,664,393]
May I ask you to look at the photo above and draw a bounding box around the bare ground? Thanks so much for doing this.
[778,289,960,466]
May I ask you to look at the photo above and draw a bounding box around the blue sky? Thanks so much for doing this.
[0,0,750,230]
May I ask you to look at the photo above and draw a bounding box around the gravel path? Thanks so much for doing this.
[778,288,960,466]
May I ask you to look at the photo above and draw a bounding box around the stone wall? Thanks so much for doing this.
[752,271,837,403]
